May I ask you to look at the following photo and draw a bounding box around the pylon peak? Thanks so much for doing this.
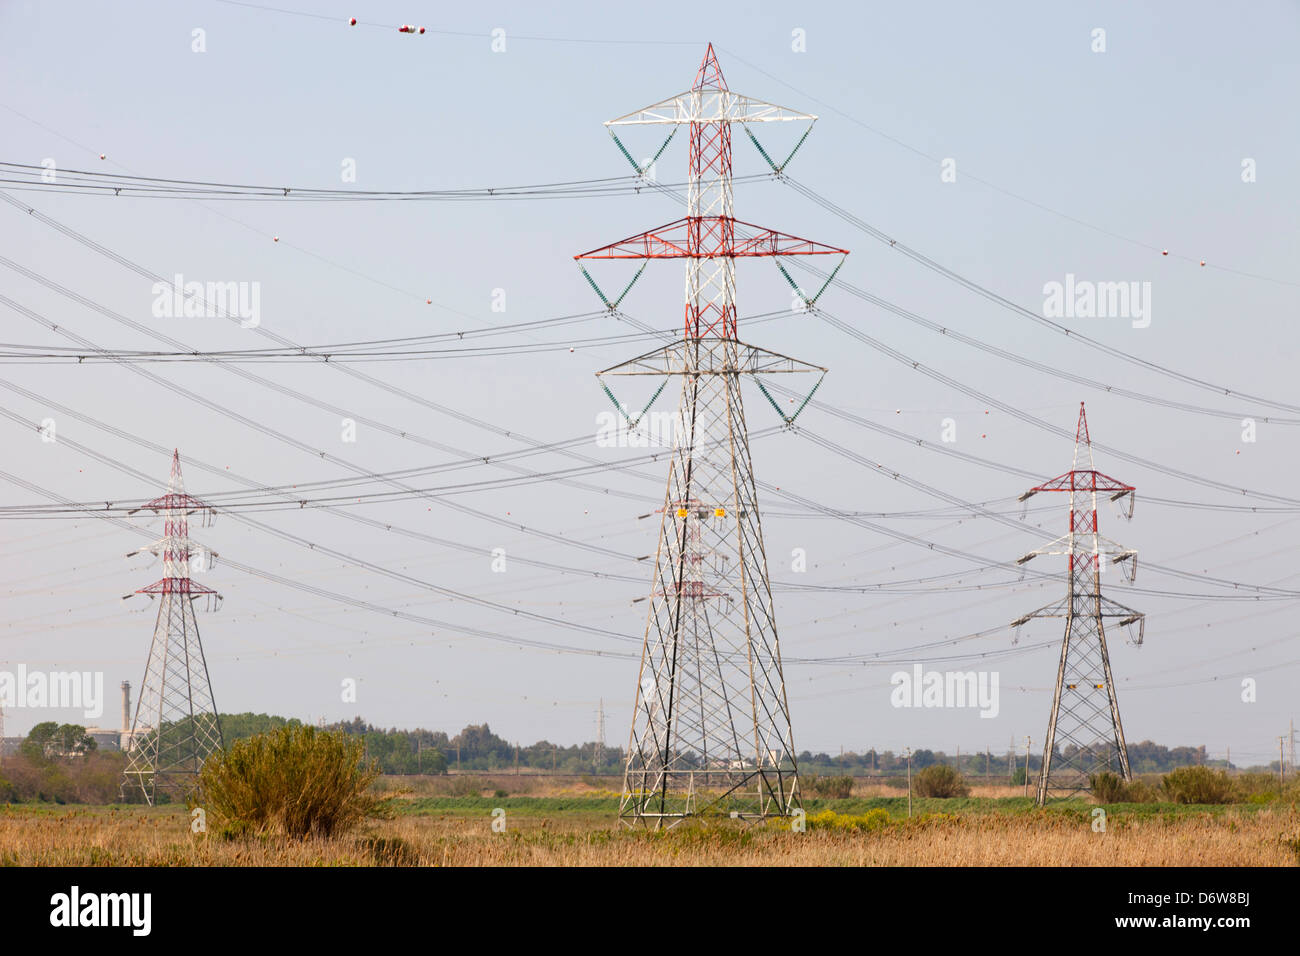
[693,43,728,91]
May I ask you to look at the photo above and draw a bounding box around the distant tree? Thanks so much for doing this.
[21,722,95,761]
[220,713,300,745]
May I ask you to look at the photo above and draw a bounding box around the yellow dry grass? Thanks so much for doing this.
[1,802,1296,866]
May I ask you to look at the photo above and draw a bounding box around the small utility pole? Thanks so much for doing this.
[1289,718,1296,776]
[905,747,913,818]
[1023,736,1032,799]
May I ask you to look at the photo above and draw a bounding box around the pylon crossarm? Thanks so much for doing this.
[597,340,826,377]
[1031,469,1135,494]
[575,217,848,261]
[1011,597,1071,626]
[605,91,815,127]
[1096,595,1144,621]
[1016,532,1070,563]
[735,342,826,375]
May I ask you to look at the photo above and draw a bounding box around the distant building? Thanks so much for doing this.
[84,680,143,752]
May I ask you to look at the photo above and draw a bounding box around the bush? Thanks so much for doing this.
[1090,771,1125,803]
[913,764,970,798]
[1162,766,1238,805]
[197,725,387,839]
[1123,779,1162,803]
[804,774,854,799]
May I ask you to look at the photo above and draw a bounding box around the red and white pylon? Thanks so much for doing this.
[577,46,848,827]
[121,450,225,805]
[1013,404,1145,804]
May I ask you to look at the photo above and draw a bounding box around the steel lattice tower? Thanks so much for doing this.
[576,46,848,827]
[121,449,224,805]
[1013,404,1145,805]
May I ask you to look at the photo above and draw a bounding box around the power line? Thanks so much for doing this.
[0,160,771,202]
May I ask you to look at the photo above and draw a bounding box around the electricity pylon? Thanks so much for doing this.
[121,449,224,805]
[1013,403,1144,805]
[576,45,848,827]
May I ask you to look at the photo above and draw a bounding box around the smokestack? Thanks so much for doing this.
[121,681,131,734]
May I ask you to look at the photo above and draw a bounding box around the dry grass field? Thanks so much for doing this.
[2,779,1297,867]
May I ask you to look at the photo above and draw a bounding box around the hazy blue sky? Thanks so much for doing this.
[1,1,1297,766]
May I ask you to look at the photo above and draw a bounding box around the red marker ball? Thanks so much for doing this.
[1161,249,1168,256]
[349,17,356,26]
[1200,259,1206,266]
[419,26,426,34]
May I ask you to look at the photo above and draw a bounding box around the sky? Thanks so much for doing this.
[0,0,1297,767]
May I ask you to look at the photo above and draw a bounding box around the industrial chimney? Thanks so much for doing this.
[120,681,131,734]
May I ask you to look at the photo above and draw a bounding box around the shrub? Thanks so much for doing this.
[1090,771,1125,803]
[1162,766,1238,805]
[198,725,387,839]
[804,774,854,799]
[913,764,970,798]
[1122,779,1162,804]
[1089,771,1160,803]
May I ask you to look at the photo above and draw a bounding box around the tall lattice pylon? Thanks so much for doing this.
[576,45,848,827]
[1013,403,1145,805]
[121,449,224,805]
